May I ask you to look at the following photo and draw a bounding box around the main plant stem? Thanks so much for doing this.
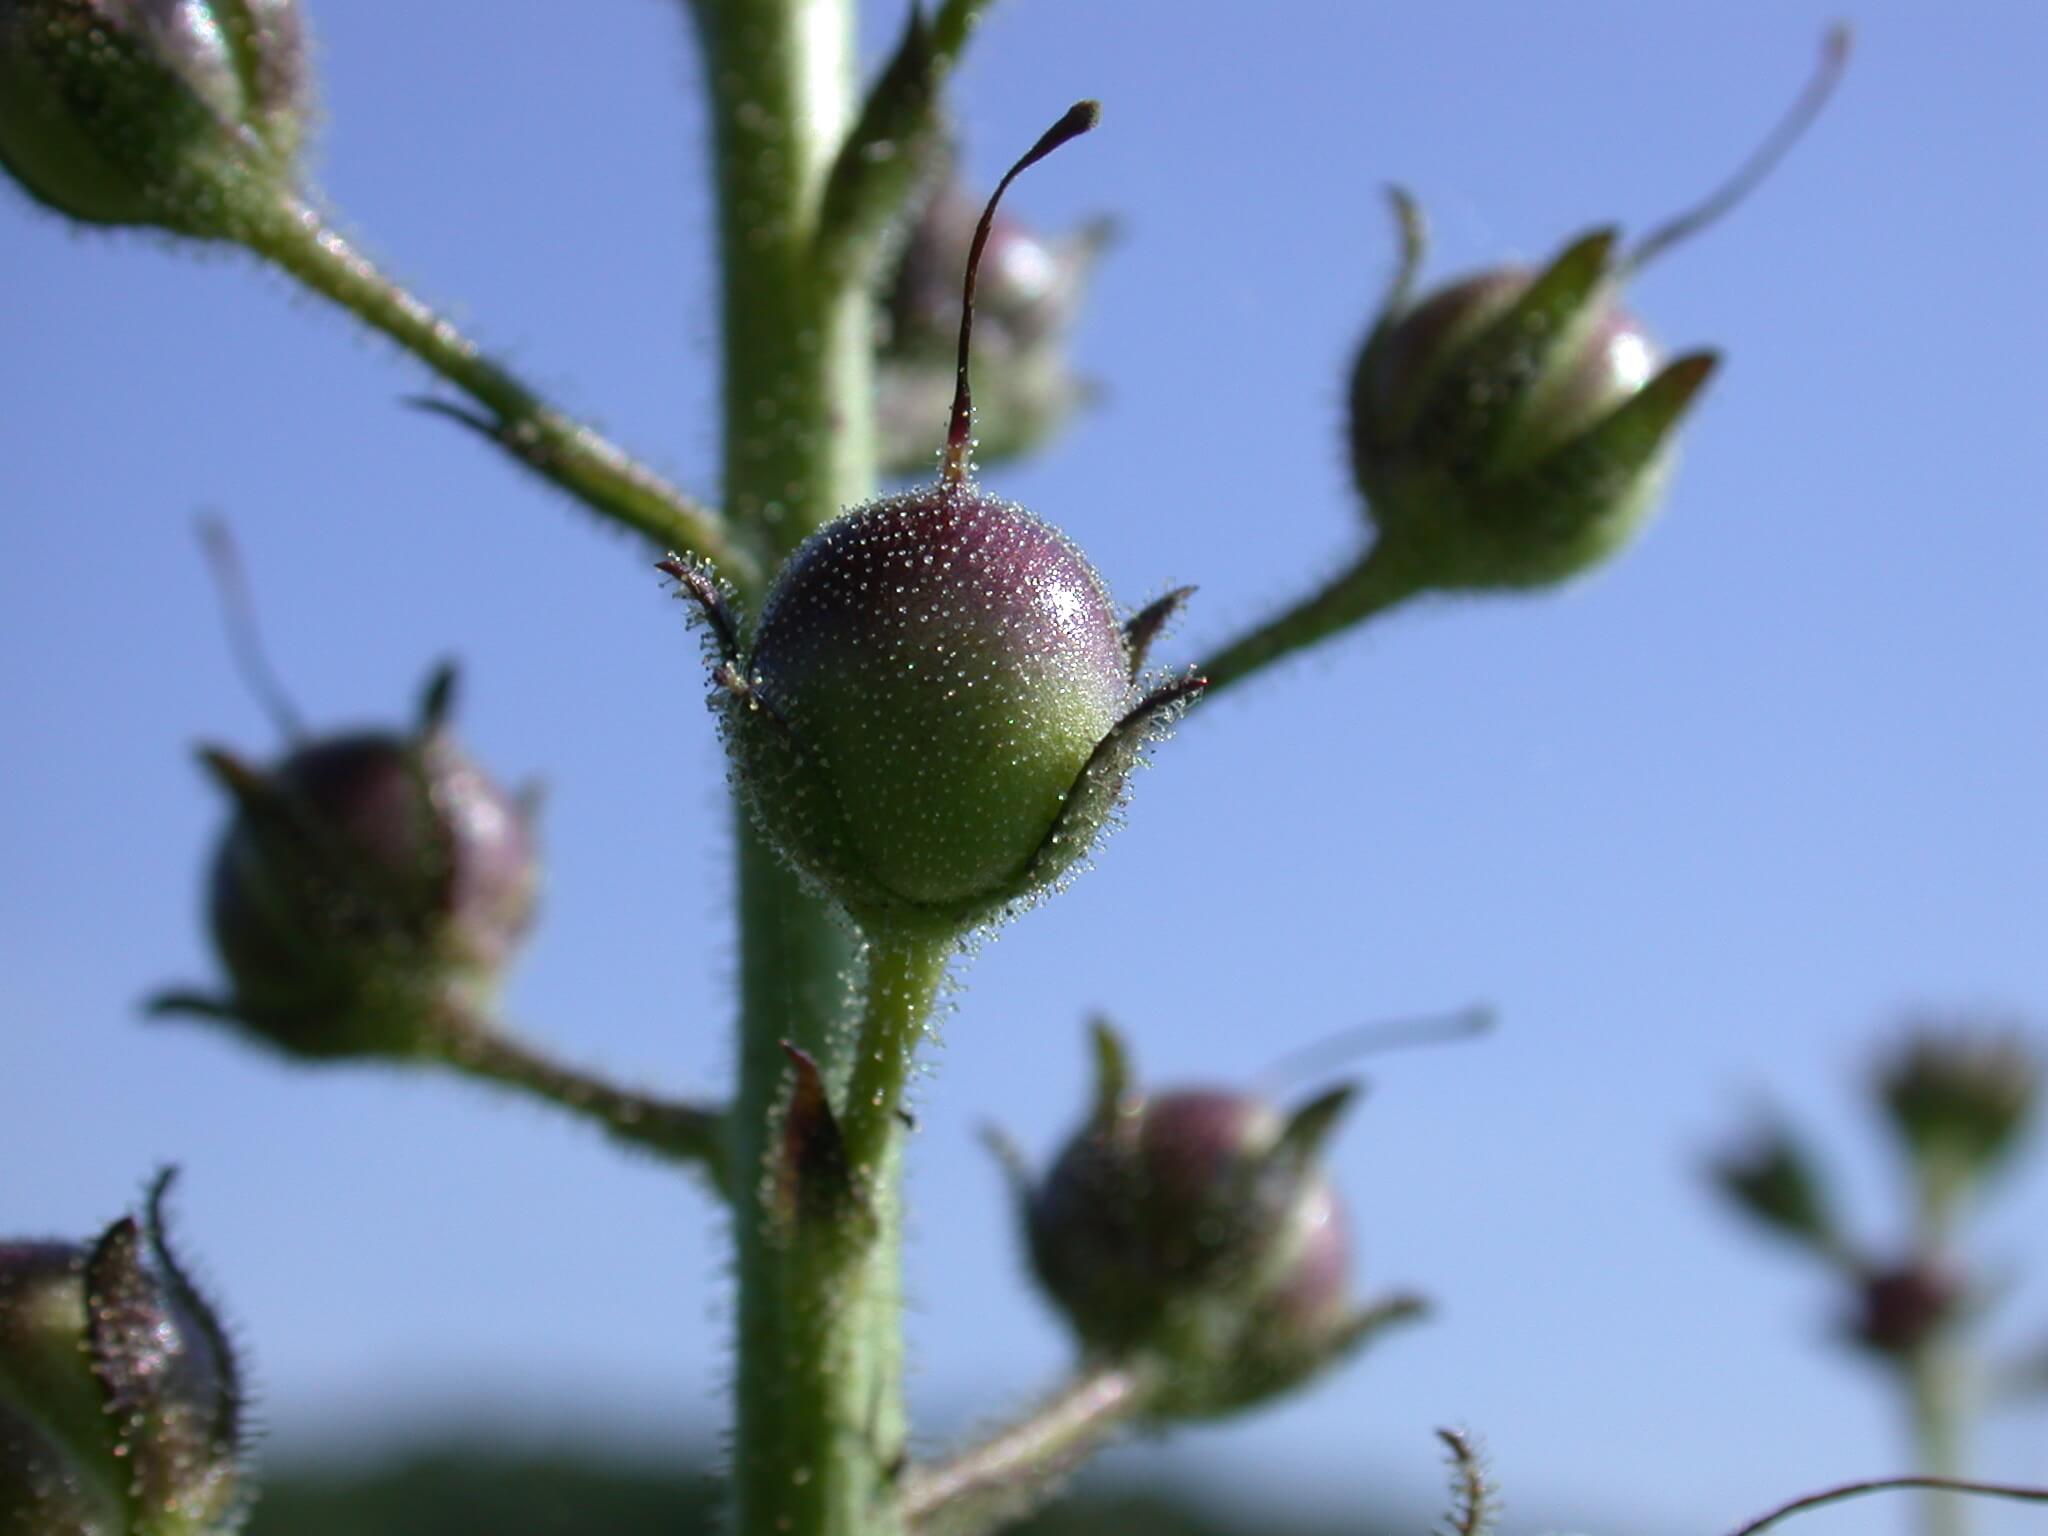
[690,1,901,1532]
[1907,1340,1968,1536]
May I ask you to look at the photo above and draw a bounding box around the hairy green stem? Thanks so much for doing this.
[841,935,951,1183]
[902,1361,1159,1536]
[234,191,751,579]
[437,1023,730,1190]
[686,0,914,1531]
[729,831,869,1535]
[775,933,948,1536]
[691,0,874,582]
[1192,540,1426,699]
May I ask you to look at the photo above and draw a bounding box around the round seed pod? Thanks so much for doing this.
[736,485,1132,923]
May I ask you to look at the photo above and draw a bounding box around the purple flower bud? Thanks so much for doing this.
[176,666,540,1058]
[1347,215,1715,592]
[1849,1257,1967,1360]
[1014,1037,1393,1420]
[1341,33,1850,592]
[0,0,311,237]
[0,1176,246,1534]
[877,166,1110,476]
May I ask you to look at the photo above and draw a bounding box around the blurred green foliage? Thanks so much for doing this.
[247,1445,1415,1535]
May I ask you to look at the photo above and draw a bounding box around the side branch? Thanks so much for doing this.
[235,191,755,583]
[440,1015,730,1192]
[902,1360,1159,1536]
[1191,540,1426,700]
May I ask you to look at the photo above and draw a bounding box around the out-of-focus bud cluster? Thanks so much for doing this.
[0,1173,246,1535]
[875,147,1111,477]
[0,0,310,238]
[1709,1018,2039,1377]
[1002,1022,1419,1420]
[154,663,541,1059]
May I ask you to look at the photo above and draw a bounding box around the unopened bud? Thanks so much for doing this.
[877,158,1110,476]
[1346,30,1846,592]
[1347,205,1715,592]
[0,0,311,238]
[1013,1025,1412,1419]
[1848,1256,1967,1361]
[158,663,540,1059]
[0,1174,246,1535]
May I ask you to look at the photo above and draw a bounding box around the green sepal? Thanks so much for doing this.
[1407,228,1620,478]
[1457,350,1718,590]
[1019,674,1205,906]
[1087,1016,1134,1128]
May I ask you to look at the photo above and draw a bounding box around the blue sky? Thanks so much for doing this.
[5,4,2048,1533]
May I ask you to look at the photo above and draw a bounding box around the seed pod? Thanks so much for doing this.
[1010,1023,1415,1420]
[0,1173,246,1536]
[158,662,541,1059]
[1346,30,1847,591]
[669,104,1199,939]
[0,0,311,238]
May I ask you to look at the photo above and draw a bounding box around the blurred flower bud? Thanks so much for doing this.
[0,0,311,237]
[0,1174,246,1535]
[1346,200,1716,592]
[1847,1256,1967,1361]
[157,663,541,1059]
[876,150,1111,477]
[1009,1023,1415,1419]
[1345,31,1847,592]
[1708,1114,1845,1256]
[1875,1023,2040,1193]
